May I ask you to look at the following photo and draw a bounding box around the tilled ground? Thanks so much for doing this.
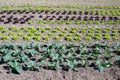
[0,2,120,79]
[0,64,120,80]
[0,10,119,24]
[0,0,120,6]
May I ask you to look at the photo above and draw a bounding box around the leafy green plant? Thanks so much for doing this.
[8,61,23,74]
[55,27,60,31]
[2,29,8,33]
[93,21,99,24]
[75,33,81,37]
[48,33,53,36]
[9,32,15,36]
[51,29,58,33]
[74,20,81,24]
[28,20,34,24]
[35,32,41,36]
[65,36,72,41]
[45,26,51,30]
[112,36,118,40]
[80,28,87,33]
[54,36,61,40]
[87,33,93,37]
[23,36,31,40]
[64,27,69,30]
[33,36,40,40]
[74,36,80,41]
[9,26,16,30]
[71,27,78,31]
[84,36,91,40]
[43,36,49,40]
[103,34,111,40]
[12,36,19,40]
[70,30,76,33]
[28,33,34,36]
[41,29,46,33]
[1,35,9,40]
[58,33,65,37]
[18,32,23,36]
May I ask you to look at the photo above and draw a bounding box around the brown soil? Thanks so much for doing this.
[0,0,120,6]
[0,10,119,24]
[0,64,119,80]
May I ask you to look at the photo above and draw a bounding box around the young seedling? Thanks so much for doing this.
[9,26,16,30]
[48,33,53,37]
[33,36,40,40]
[80,28,87,33]
[74,36,80,41]
[28,20,34,24]
[95,29,101,33]
[103,34,111,40]
[0,26,4,30]
[58,33,65,37]
[65,36,72,41]
[41,29,46,33]
[23,36,31,40]
[71,27,78,30]
[55,27,60,31]
[1,35,9,40]
[18,32,23,36]
[87,33,93,37]
[43,36,49,40]
[84,36,91,40]
[2,29,8,33]
[51,29,58,33]
[64,27,69,31]
[70,30,76,33]
[45,26,51,30]
[75,33,81,37]
[12,36,19,40]
[9,32,15,36]
[54,36,61,40]
[28,33,34,36]
[35,32,41,36]
[112,36,118,40]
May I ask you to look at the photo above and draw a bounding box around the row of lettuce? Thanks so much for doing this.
[0,41,120,74]
[0,26,120,41]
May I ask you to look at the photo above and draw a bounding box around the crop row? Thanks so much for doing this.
[0,41,120,74]
[0,15,119,24]
[0,9,120,16]
[29,20,120,25]
[0,26,120,41]
[0,6,120,11]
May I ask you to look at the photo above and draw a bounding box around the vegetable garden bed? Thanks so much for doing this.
[0,4,120,80]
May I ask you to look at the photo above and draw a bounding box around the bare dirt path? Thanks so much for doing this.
[0,0,120,6]
[0,64,119,80]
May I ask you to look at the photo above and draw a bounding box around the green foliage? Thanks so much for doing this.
[58,33,65,37]
[23,36,31,40]
[43,36,49,40]
[0,42,119,74]
[45,26,51,30]
[54,36,61,40]
[84,36,91,40]
[103,34,111,40]
[28,20,34,24]
[74,36,80,41]
[9,32,15,36]
[12,36,19,40]
[65,36,72,41]
[1,35,9,40]
[33,36,40,40]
